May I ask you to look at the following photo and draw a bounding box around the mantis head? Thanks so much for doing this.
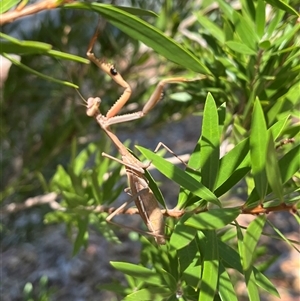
[86,97,101,117]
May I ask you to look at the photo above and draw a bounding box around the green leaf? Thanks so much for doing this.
[199,231,219,301]
[242,215,266,271]
[199,93,220,190]
[253,268,280,297]
[215,0,234,22]
[250,98,268,200]
[236,223,260,301]
[160,269,177,292]
[177,238,200,272]
[267,219,299,253]
[170,221,197,250]
[65,2,211,74]
[245,268,260,301]
[73,143,97,175]
[0,32,52,52]
[73,216,89,255]
[127,148,166,207]
[178,117,203,207]
[185,208,240,230]
[218,263,238,301]
[278,144,300,184]
[218,240,243,273]
[114,6,158,17]
[226,41,257,55]
[182,265,202,290]
[246,143,300,206]
[110,262,163,286]
[265,132,284,202]
[0,33,89,64]
[144,168,166,208]
[196,13,225,44]
[62,191,88,207]
[47,49,89,64]
[3,53,79,88]
[259,40,271,49]
[265,0,300,16]
[0,0,21,13]
[50,165,72,191]
[256,0,266,38]
[169,92,192,102]
[232,10,258,50]
[123,287,170,301]
[136,146,221,207]
[215,138,250,193]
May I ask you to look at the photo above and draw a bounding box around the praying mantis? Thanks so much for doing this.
[85,26,193,245]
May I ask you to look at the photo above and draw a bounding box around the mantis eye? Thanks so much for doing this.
[110,67,118,76]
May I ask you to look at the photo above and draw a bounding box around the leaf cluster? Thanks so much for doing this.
[1,0,299,300]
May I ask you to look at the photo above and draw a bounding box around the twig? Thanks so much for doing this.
[2,192,298,218]
[0,0,73,25]
[1,192,60,214]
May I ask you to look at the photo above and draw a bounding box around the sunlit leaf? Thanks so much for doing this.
[136,146,221,207]
[110,262,163,286]
[265,132,284,202]
[0,0,21,13]
[199,93,220,190]
[256,0,266,38]
[65,2,211,74]
[199,231,219,301]
[226,41,257,55]
[242,215,266,271]
[250,98,268,200]
[123,287,170,301]
[265,0,299,16]
[185,208,240,230]
[218,263,238,301]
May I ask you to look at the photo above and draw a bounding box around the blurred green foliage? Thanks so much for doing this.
[1,0,299,300]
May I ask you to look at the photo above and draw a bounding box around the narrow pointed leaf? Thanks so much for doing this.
[160,269,177,292]
[170,224,197,250]
[232,10,258,50]
[216,137,250,189]
[199,231,219,301]
[242,215,266,271]
[196,13,225,44]
[199,93,220,190]
[185,208,240,230]
[124,287,170,301]
[256,0,266,38]
[218,263,238,301]
[265,0,299,16]
[3,54,79,88]
[0,33,89,64]
[65,2,211,74]
[0,0,21,13]
[110,262,162,286]
[250,99,268,200]
[265,133,284,202]
[136,146,221,206]
[253,268,280,297]
[73,216,89,255]
[226,41,257,55]
[246,144,300,206]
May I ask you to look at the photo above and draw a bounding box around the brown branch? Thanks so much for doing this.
[0,0,73,25]
[1,192,60,214]
[2,192,298,219]
[241,203,298,215]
